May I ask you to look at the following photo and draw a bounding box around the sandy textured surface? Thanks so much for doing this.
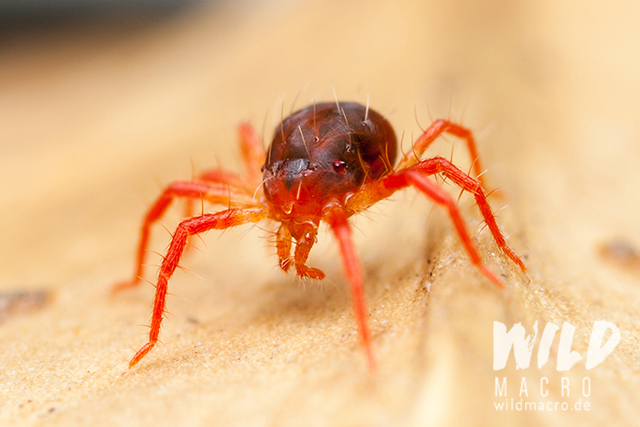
[1,0,639,425]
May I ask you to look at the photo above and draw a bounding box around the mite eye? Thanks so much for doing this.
[333,160,347,173]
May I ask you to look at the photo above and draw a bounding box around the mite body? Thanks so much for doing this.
[115,101,526,370]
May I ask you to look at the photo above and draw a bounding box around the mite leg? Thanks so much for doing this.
[276,223,324,279]
[114,181,258,292]
[182,169,257,250]
[291,224,325,280]
[402,170,504,288]
[276,224,293,272]
[346,157,525,285]
[411,157,526,273]
[324,206,375,371]
[397,119,487,187]
[378,158,524,288]
[128,207,267,369]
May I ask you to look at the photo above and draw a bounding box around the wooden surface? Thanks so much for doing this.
[1,0,639,425]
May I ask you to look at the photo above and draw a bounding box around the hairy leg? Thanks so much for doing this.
[128,207,267,368]
[410,157,526,273]
[114,180,260,291]
[324,205,375,371]
[275,222,325,279]
[397,119,488,187]
[406,171,504,288]
[291,223,325,280]
[276,224,293,272]
[346,156,525,288]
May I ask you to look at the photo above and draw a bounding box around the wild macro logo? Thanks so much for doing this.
[492,321,620,412]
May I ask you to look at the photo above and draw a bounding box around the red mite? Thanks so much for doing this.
[115,101,526,370]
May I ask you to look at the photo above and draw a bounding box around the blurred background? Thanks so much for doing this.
[1,0,639,426]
